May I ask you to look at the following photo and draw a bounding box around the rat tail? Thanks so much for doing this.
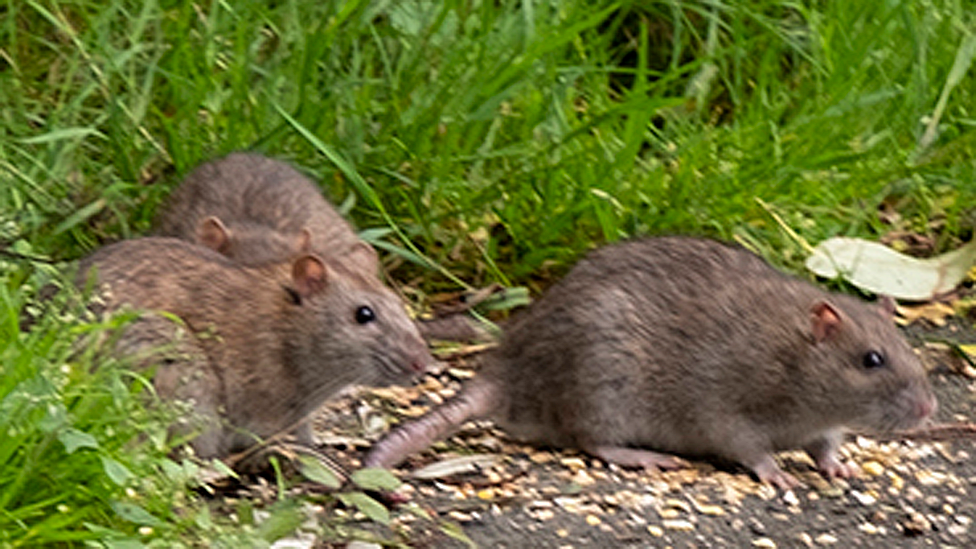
[363,376,500,469]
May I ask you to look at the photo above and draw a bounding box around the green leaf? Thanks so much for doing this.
[337,492,390,525]
[110,500,162,527]
[350,467,401,492]
[58,428,99,454]
[53,199,106,236]
[297,454,342,488]
[101,456,134,486]
[255,500,305,542]
[18,127,106,144]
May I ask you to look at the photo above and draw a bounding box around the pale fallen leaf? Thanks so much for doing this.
[806,237,976,300]
[410,454,500,480]
[895,302,956,327]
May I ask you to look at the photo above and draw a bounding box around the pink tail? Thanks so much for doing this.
[363,378,499,468]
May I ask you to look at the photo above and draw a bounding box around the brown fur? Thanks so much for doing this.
[79,237,433,459]
[365,237,936,488]
[153,152,377,273]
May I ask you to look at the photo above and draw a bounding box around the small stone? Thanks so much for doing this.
[861,460,883,476]
[662,519,695,531]
[814,533,838,545]
[752,538,776,548]
[556,529,569,538]
[647,525,664,537]
[585,514,602,526]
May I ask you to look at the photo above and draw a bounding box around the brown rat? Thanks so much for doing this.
[78,237,434,459]
[153,152,378,273]
[364,236,937,489]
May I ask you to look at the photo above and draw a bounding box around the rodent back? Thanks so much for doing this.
[492,237,933,445]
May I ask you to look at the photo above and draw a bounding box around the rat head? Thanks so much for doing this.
[801,295,936,433]
[281,252,434,388]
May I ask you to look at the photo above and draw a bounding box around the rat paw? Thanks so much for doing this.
[817,455,860,480]
[752,459,801,490]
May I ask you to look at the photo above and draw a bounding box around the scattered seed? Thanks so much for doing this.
[560,457,587,472]
[662,519,695,531]
[752,538,776,548]
[861,461,884,476]
[782,490,800,507]
[858,522,880,534]
[850,490,877,506]
[814,532,838,545]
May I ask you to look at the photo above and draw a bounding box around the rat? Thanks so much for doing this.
[153,152,378,273]
[364,236,937,489]
[78,237,434,459]
[154,152,489,344]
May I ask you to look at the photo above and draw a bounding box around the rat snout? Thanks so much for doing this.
[902,382,938,426]
[914,391,938,420]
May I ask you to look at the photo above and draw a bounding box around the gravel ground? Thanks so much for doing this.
[284,317,976,548]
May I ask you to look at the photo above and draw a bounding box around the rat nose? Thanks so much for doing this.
[916,394,937,419]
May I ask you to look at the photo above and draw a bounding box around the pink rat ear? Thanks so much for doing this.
[810,301,843,343]
[292,254,330,298]
[197,216,232,254]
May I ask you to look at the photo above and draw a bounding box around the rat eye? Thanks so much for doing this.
[862,350,886,369]
[355,306,376,325]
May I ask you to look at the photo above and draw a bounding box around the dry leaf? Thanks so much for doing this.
[806,237,976,300]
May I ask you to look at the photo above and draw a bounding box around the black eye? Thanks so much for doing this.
[355,306,376,324]
[862,351,886,369]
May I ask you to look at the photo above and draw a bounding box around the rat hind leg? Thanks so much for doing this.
[583,445,687,471]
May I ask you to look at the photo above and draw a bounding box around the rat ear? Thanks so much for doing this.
[810,301,843,343]
[296,228,313,253]
[197,216,231,254]
[348,241,379,274]
[292,254,330,298]
[877,294,897,319]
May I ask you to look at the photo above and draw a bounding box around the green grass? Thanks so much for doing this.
[2,0,975,544]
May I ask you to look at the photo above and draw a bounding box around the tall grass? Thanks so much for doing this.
[1,0,974,544]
